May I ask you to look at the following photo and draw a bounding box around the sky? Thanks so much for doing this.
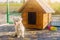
[0,0,60,3]
[0,0,22,3]
[0,0,6,2]
[45,0,60,3]
[50,0,60,3]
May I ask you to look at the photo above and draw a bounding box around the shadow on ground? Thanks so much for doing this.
[0,25,60,40]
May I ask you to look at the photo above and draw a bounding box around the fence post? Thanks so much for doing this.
[7,0,9,23]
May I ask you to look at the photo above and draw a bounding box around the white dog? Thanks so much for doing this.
[13,17,25,38]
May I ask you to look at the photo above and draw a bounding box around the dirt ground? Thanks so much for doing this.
[0,26,60,40]
[0,13,6,24]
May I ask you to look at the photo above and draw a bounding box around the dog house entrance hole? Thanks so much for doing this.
[28,12,36,25]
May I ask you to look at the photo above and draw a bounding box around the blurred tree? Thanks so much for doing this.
[48,0,60,15]
[23,0,25,3]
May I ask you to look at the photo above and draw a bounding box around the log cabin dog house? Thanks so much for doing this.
[18,0,55,29]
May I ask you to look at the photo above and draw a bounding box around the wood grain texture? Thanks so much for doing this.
[19,0,52,29]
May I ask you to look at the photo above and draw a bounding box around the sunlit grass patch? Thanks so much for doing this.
[0,3,7,6]
[0,3,23,6]
[9,3,23,6]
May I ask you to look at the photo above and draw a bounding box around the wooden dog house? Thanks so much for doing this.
[18,0,55,29]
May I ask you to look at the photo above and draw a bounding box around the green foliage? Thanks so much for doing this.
[0,3,23,6]
[50,3,60,14]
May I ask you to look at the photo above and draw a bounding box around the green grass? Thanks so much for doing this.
[9,3,23,6]
[0,3,7,6]
[51,3,60,10]
[50,3,60,14]
[0,3,23,6]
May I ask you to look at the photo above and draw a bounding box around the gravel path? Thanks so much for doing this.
[0,13,6,24]
[0,25,60,40]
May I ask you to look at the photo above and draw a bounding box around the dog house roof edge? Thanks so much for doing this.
[18,0,55,13]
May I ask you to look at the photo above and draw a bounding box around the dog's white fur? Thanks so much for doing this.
[13,17,25,38]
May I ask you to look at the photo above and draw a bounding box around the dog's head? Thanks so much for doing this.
[13,16,22,22]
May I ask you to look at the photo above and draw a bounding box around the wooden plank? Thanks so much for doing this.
[43,13,48,29]
[48,14,52,23]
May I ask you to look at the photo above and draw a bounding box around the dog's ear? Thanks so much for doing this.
[20,18,22,21]
[18,16,22,21]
